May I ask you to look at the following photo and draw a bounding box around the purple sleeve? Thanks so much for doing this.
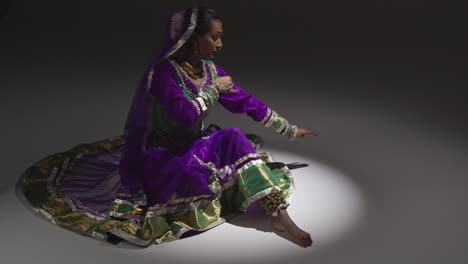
[150,60,199,127]
[215,64,269,122]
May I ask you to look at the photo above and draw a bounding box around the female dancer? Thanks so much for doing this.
[19,6,317,248]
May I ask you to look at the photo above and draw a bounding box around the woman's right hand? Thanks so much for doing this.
[214,76,237,93]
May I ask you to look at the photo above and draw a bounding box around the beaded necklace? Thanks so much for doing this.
[169,59,213,97]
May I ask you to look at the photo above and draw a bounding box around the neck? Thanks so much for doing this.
[173,52,201,67]
[186,55,202,67]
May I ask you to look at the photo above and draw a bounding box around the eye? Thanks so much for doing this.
[212,35,219,41]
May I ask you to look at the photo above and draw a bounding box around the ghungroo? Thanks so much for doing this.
[259,191,289,216]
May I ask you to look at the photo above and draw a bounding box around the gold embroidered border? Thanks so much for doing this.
[193,154,218,173]
[145,169,239,216]
[146,154,220,213]
[207,60,218,79]
[21,138,296,247]
[240,186,282,211]
[234,153,260,168]
[190,99,201,115]
[146,152,262,214]
[264,110,289,133]
[194,97,207,112]
[281,163,296,204]
[168,59,208,98]
[107,209,232,247]
[236,158,264,174]
[189,97,207,116]
[260,107,272,124]
[162,8,199,60]
[264,110,276,128]
[145,150,294,220]
[147,193,215,211]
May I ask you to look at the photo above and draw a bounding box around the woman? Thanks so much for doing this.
[19,6,317,248]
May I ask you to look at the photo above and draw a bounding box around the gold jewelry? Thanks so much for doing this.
[180,60,204,79]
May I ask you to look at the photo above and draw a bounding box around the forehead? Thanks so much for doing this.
[208,19,223,34]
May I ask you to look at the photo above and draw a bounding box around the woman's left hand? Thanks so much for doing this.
[295,127,319,139]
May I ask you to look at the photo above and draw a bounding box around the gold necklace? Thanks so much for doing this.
[180,61,204,79]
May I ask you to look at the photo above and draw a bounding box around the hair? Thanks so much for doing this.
[194,5,221,36]
[171,6,221,62]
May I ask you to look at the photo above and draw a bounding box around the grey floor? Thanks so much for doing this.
[1,1,467,264]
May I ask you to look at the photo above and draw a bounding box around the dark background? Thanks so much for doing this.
[1,0,467,263]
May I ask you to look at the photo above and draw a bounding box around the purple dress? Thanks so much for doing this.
[143,59,271,207]
[19,58,296,246]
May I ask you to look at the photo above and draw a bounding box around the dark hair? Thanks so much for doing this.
[194,5,221,36]
[171,6,220,62]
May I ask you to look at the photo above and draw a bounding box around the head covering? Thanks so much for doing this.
[118,7,199,197]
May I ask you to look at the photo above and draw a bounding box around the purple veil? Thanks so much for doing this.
[118,7,199,196]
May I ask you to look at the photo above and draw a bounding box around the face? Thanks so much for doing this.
[195,19,223,60]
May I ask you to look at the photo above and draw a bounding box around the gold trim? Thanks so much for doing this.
[108,213,231,246]
[21,145,297,247]
[162,8,199,61]
[145,172,239,216]
[190,98,202,115]
[146,151,263,214]
[147,193,214,211]
[264,110,277,128]
[207,61,218,79]
[169,59,208,98]
[193,154,218,173]
[236,158,264,174]
[260,107,272,124]
[277,119,289,133]
[240,186,282,211]
[234,153,260,168]
[194,97,207,111]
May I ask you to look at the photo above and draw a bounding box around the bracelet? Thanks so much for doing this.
[280,123,297,141]
[287,124,297,141]
[200,85,219,106]
[260,107,297,141]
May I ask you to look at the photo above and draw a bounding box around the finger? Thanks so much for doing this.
[227,86,237,92]
[304,129,319,136]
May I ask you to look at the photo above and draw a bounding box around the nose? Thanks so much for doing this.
[217,39,223,50]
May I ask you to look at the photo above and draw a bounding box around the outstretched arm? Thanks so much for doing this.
[214,64,306,140]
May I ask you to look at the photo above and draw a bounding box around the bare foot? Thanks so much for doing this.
[271,209,313,247]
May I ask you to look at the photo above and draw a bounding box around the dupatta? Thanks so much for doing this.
[118,7,199,197]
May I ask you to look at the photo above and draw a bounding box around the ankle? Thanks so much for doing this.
[277,209,288,216]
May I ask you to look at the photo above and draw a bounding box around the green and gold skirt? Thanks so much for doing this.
[19,132,295,246]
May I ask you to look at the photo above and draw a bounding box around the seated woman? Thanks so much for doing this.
[19,6,317,248]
